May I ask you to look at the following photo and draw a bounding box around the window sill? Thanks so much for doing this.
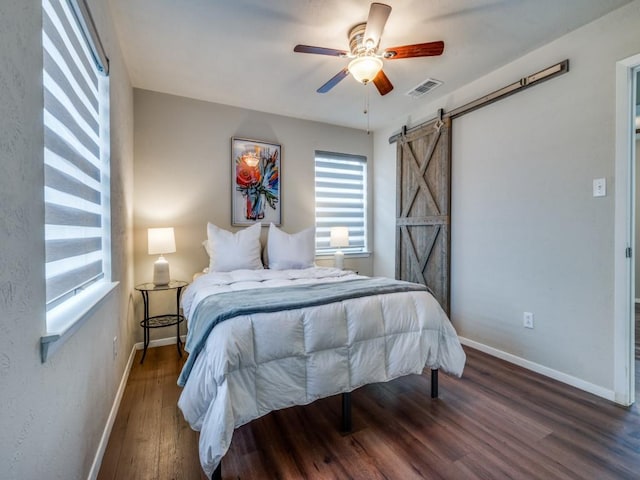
[40,281,119,362]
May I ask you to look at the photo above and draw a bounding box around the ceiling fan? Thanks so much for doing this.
[294,2,444,96]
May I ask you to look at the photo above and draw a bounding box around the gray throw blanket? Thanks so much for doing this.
[177,277,427,386]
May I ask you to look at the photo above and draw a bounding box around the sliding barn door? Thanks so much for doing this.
[396,118,451,313]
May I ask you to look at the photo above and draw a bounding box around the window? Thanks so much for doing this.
[42,0,113,349]
[314,151,367,254]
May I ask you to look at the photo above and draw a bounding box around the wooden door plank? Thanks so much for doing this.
[400,225,427,285]
[396,118,451,312]
[400,141,441,218]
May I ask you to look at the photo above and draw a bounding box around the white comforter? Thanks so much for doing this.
[178,267,465,477]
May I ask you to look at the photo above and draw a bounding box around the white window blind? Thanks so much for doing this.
[43,0,109,311]
[314,151,367,254]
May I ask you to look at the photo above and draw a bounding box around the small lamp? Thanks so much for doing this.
[330,226,349,270]
[148,227,176,285]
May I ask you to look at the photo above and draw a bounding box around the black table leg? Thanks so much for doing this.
[431,369,439,398]
[341,391,352,433]
[140,290,149,364]
[176,286,183,357]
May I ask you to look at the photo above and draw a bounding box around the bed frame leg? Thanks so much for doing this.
[431,369,439,398]
[341,392,352,433]
[212,463,221,480]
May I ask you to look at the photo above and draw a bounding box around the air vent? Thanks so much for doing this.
[406,78,443,98]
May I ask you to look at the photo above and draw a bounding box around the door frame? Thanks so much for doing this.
[614,54,640,406]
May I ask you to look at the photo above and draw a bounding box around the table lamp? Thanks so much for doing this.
[148,227,176,285]
[330,226,349,270]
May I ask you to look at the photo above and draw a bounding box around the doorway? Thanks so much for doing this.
[614,56,640,406]
[634,69,640,402]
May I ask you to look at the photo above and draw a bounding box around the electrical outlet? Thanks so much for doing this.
[523,312,534,329]
[113,336,118,358]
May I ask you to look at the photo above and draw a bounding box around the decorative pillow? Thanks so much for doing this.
[267,223,315,270]
[206,222,263,271]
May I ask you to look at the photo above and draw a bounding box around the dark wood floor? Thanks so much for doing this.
[98,346,640,480]
[98,341,640,480]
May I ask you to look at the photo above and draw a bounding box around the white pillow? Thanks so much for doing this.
[206,222,263,272]
[267,223,315,270]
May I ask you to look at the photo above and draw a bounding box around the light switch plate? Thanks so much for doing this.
[593,178,606,197]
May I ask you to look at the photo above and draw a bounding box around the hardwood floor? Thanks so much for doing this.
[98,345,640,480]
[98,347,203,480]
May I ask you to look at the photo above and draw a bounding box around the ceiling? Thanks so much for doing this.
[108,0,632,131]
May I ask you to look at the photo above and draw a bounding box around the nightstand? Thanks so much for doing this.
[135,280,188,363]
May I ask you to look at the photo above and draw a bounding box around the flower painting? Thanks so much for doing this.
[231,138,281,226]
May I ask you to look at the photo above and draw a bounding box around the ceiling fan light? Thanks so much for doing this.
[348,56,383,84]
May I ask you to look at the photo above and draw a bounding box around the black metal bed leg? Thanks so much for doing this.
[341,391,352,433]
[212,462,221,480]
[431,369,439,398]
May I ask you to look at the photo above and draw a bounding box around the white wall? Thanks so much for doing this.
[0,1,134,478]
[373,1,640,394]
[133,90,373,340]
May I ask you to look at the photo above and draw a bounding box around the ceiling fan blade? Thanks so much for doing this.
[294,45,348,57]
[317,68,350,93]
[384,41,445,59]
[364,3,392,49]
[373,69,393,96]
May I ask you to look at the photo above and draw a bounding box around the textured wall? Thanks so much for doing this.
[0,0,134,478]
[373,1,640,394]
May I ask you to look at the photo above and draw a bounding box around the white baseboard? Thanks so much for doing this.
[134,334,187,350]
[458,336,616,402]
[87,343,137,480]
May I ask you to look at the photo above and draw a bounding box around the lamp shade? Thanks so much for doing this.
[348,56,383,84]
[330,227,349,248]
[148,227,176,255]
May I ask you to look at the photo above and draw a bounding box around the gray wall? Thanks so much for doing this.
[373,1,640,394]
[0,1,134,478]
[133,89,374,341]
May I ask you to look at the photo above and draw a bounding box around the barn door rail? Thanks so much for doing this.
[389,59,569,144]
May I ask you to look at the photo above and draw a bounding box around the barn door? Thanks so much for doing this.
[396,117,451,313]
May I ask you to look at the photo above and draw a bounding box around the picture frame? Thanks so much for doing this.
[231,137,281,226]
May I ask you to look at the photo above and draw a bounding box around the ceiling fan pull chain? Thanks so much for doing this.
[365,87,371,134]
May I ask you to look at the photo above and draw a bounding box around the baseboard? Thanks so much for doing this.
[87,343,137,480]
[134,334,187,350]
[458,336,616,402]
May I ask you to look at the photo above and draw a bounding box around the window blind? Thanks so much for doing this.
[314,151,367,253]
[43,0,107,310]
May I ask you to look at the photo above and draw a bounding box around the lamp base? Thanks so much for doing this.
[334,250,344,270]
[153,256,170,285]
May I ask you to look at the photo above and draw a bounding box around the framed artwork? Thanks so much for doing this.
[231,137,281,226]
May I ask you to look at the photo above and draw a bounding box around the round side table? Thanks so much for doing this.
[135,280,188,363]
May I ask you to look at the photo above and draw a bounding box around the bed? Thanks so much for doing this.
[176,223,466,478]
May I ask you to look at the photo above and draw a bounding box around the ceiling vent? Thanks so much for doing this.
[406,78,442,98]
